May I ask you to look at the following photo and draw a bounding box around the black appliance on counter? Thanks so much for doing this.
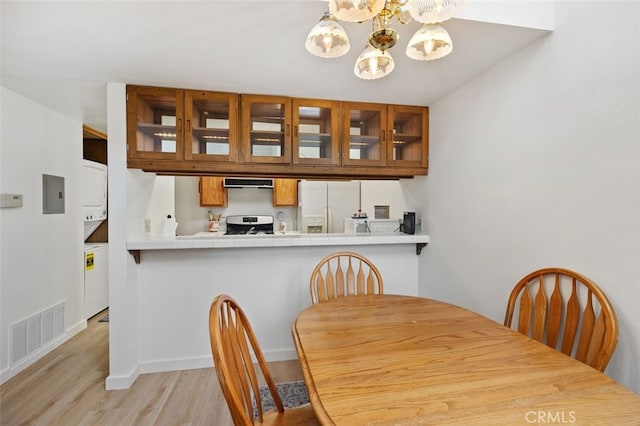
[225,215,274,235]
[402,212,416,234]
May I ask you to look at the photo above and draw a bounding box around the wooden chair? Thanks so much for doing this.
[504,267,618,371]
[309,251,383,304]
[209,295,317,425]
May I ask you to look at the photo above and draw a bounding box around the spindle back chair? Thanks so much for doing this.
[309,251,383,304]
[209,295,317,425]
[504,268,618,371]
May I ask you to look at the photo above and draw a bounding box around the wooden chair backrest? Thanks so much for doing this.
[504,267,618,371]
[309,251,383,304]
[209,295,284,425]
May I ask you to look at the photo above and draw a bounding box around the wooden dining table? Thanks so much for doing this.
[292,294,640,425]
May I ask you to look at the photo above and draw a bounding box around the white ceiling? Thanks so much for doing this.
[1,1,551,133]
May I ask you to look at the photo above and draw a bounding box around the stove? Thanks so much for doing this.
[225,215,274,235]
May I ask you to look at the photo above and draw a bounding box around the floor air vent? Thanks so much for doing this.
[11,302,64,365]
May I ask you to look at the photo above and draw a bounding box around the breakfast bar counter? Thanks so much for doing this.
[127,232,430,263]
[128,231,429,249]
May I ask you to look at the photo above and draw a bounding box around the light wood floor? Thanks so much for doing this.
[0,310,304,425]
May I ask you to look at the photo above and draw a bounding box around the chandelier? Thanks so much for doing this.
[305,0,468,80]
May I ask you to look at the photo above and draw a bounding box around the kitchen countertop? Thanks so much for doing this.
[127,232,430,250]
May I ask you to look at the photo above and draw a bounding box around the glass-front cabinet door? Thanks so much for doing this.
[184,90,238,162]
[292,98,341,166]
[127,85,184,160]
[240,94,292,164]
[387,105,428,168]
[341,102,388,167]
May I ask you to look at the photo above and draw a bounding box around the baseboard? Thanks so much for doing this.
[0,319,87,385]
[138,355,212,375]
[136,349,298,377]
[105,364,140,390]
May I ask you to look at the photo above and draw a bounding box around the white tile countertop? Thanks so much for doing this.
[127,232,430,251]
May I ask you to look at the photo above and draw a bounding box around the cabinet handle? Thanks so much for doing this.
[294,125,298,137]
[286,124,291,137]
[381,130,385,143]
[177,119,183,132]
[187,120,191,132]
[389,130,394,144]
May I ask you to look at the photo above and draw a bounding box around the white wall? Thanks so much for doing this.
[420,1,640,393]
[0,87,85,383]
[360,180,411,220]
[128,170,175,237]
[133,244,418,375]
[106,82,141,390]
[107,83,182,389]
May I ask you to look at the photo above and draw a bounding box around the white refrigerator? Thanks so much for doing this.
[298,180,361,233]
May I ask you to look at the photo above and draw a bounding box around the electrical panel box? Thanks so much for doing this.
[43,174,65,214]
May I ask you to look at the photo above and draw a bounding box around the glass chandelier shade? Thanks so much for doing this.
[329,0,386,23]
[408,0,469,24]
[305,13,351,58]
[306,0,469,79]
[354,45,395,80]
[406,24,453,61]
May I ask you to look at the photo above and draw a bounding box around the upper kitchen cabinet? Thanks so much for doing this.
[241,96,341,166]
[199,176,227,207]
[387,105,429,168]
[273,178,298,206]
[292,98,341,166]
[240,94,292,164]
[341,102,429,170]
[341,102,388,167]
[127,85,238,163]
[184,91,238,163]
[127,85,428,178]
[127,85,184,160]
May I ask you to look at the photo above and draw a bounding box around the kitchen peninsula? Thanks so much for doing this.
[124,231,427,381]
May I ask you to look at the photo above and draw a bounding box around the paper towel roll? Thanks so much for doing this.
[161,216,178,237]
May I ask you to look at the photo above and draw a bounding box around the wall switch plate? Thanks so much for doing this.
[144,218,151,233]
[0,194,23,208]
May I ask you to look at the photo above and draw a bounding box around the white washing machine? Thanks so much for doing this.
[84,243,108,319]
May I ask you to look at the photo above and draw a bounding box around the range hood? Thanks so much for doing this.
[223,177,274,189]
